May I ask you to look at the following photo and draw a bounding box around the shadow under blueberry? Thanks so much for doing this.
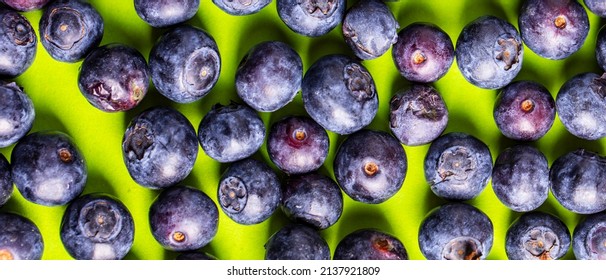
[335,204,393,243]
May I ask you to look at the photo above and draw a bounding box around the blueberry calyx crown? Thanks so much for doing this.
[494,37,521,71]
[523,227,558,260]
[586,223,606,259]
[183,47,219,92]
[436,146,476,183]
[79,200,123,243]
[301,0,337,18]
[3,13,34,46]
[590,73,606,100]
[442,237,483,260]
[344,63,375,101]
[45,7,86,50]
[219,176,248,214]
[124,123,154,161]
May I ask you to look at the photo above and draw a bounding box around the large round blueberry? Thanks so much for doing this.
[60,193,134,260]
[134,0,200,28]
[573,211,606,259]
[0,154,11,207]
[0,8,37,78]
[0,0,52,11]
[302,54,378,135]
[586,0,606,17]
[334,129,407,204]
[11,131,87,206]
[276,0,346,37]
[0,212,43,260]
[0,81,35,148]
[122,106,198,190]
[149,24,220,103]
[456,15,523,89]
[505,211,570,260]
[264,223,330,260]
[39,0,104,63]
[333,229,408,260]
[342,0,398,60]
[212,0,271,16]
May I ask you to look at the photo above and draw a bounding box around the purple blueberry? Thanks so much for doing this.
[0,7,36,78]
[0,154,11,207]
[573,210,606,259]
[333,229,408,260]
[276,0,346,37]
[505,211,570,260]
[585,0,606,17]
[264,223,330,260]
[0,81,35,148]
[176,251,217,260]
[0,0,52,11]
[134,0,199,28]
[0,212,43,260]
[212,0,271,16]
[595,25,606,72]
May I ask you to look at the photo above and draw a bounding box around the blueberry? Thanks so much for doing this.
[418,203,493,260]
[0,81,35,148]
[39,0,104,63]
[11,131,87,206]
[264,223,330,260]
[333,229,408,260]
[342,0,399,60]
[122,106,198,190]
[276,0,346,37]
[550,149,606,214]
[212,0,271,16]
[585,0,606,17]
[281,172,342,230]
[218,158,282,225]
[392,22,454,83]
[0,212,43,260]
[0,7,36,78]
[505,211,570,260]
[149,24,220,103]
[0,0,52,11]
[134,0,199,28]
[0,153,11,207]
[492,145,550,212]
[149,185,219,252]
[519,0,589,60]
[595,25,606,72]
[572,210,606,260]
[175,251,217,260]
[494,81,556,141]
[60,193,134,260]
[455,15,523,89]
[334,129,407,204]
[267,116,329,175]
[389,84,448,146]
[235,41,302,112]
[302,54,378,135]
[556,72,606,140]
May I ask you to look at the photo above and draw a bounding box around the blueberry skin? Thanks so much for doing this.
[550,149,606,214]
[492,145,550,212]
[572,211,606,259]
[122,106,198,190]
[176,251,217,260]
[149,185,219,252]
[333,229,408,260]
[60,193,134,260]
[218,158,282,225]
[11,131,87,206]
[149,24,220,103]
[302,54,378,135]
[236,41,302,112]
[282,172,342,230]
[198,103,265,163]
[418,203,493,260]
[595,25,606,72]
[0,0,52,11]
[78,43,150,112]
[212,0,271,16]
[0,212,43,260]
[455,15,523,89]
[585,0,606,17]
[334,129,407,204]
[264,223,330,260]
[505,211,570,260]
[39,0,104,63]
[276,0,346,37]
[0,82,35,148]
[556,72,606,140]
[0,154,11,207]
[134,0,199,28]
[0,8,36,78]
[389,84,448,146]
[342,0,398,60]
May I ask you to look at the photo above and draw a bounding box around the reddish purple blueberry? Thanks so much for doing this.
[334,229,408,260]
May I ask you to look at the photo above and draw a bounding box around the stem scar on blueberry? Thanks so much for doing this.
[412,50,426,65]
[372,237,393,253]
[521,99,535,113]
[554,15,567,29]
[58,147,73,163]
[364,162,379,177]
[172,231,186,243]
[0,249,14,260]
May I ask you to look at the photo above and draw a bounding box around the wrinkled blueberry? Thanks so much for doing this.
[134,0,199,28]
[0,154,10,207]
[342,0,398,60]
[586,0,606,17]
[506,211,570,260]
[276,0,346,37]
[333,228,408,260]
[264,223,330,260]
[0,0,52,11]
[212,0,271,16]
[0,7,36,78]
[0,212,43,260]
[573,210,606,260]
[0,81,35,148]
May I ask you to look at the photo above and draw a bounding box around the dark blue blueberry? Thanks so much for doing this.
[392,22,454,83]
[424,132,492,201]
[342,0,398,60]
[276,0,346,37]
[0,212,43,260]
[596,25,606,72]
[134,0,199,28]
[11,131,87,206]
[149,185,219,252]
[455,15,523,89]
[572,210,606,259]
[78,43,150,112]
[0,81,35,148]
[39,0,104,63]
[218,158,281,225]
[519,0,589,60]
[60,193,134,260]
[282,172,342,230]
[264,223,330,260]
[333,229,408,260]
[0,154,11,207]
[556,73,606,140]
[176,251,217,260]
[505,211,570,260]
[1,0,52,11]
[267,116,329,174]
[149,24,220,103]
[0,8,36,78]
[585,0,606,17]
[122,106,198,190]
[492,145,550,212]
[389,84,448,146]
[236,41,302,112]
[302,54,378,135]
[334,129,407,204]
[212,0,271,16]
[418,203,493,260]
[550,149,606,214]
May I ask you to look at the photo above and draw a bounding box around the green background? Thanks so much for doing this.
[1,0,604,260]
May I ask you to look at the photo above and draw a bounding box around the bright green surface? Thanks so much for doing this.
[1,0,604,260]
